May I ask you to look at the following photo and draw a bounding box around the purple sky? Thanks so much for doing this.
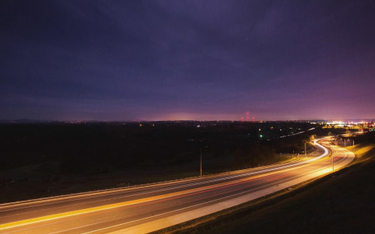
[1,0,375,121]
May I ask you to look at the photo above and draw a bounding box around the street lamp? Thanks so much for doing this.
[200,147,203,177]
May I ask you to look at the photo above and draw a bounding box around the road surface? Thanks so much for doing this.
[0,138,355,234]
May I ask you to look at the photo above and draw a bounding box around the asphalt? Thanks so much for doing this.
[0,138,355,234]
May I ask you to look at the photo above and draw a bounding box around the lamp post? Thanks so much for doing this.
[332,138,335,172]
[200,147,203,177]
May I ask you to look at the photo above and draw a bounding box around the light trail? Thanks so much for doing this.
[0,138,354,234]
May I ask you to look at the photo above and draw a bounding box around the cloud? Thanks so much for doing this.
[1,0,375,120]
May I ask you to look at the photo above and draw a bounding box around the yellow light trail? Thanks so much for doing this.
[0,139,336,232]
[0,156,326,232]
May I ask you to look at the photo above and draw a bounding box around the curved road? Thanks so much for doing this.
[0,138,355,234]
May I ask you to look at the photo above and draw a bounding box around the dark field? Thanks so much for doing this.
[0,121,328,203]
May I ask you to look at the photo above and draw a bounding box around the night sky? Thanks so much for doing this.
[1,0,375,121]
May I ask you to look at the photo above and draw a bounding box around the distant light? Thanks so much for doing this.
[197,125,201,128]
[259,128,261,131]
[152,124,155,127]
[139,123,143,127]
[260,134,263,138]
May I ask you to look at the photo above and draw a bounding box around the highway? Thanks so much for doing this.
[0,138,355,234]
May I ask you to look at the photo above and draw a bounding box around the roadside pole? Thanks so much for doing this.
[304,142,307,156]
[200,147,203,177]
[332,138,335,172]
